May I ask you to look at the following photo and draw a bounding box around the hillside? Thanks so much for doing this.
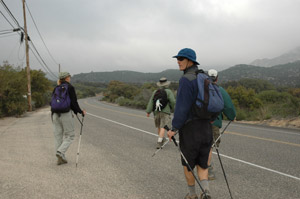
[218,61,300,87]
[72,61,300,87]
[72,69,182,83]
[250,46,300,67]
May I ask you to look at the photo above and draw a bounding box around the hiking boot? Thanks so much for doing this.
[162,137,167,145]
[56,151,67,165]
[200,190,211,199]
[184,193,198,199]
[156,141,163,149]
[208,165,215,181]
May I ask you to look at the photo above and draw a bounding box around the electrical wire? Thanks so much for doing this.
[0,0,22,29]
[25,2,59,66]
[0,6,15,28]
[1,0,58,79]
[29,40,58,79]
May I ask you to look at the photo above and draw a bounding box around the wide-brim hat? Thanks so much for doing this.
[59,72,71,80]
[173,48,199,65]
[157,77,170,87]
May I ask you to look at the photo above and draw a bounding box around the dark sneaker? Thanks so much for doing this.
[156,141,163,149]
[208,165,215,180]
[56,151,67,165]
[200,190,211,199]
[184,193,198,199]
[162,137,167,145]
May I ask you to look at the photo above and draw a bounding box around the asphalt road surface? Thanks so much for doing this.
[0,97,299,199]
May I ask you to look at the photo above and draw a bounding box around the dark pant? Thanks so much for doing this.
[179,119,213,170]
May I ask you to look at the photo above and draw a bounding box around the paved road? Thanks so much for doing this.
[0,97,299,199]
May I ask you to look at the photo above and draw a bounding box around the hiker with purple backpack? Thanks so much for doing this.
[50,72,86,165]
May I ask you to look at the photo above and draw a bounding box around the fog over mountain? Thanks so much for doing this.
[250,46,300,67]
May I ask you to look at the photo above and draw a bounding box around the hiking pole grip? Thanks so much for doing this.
[164,125,178,146]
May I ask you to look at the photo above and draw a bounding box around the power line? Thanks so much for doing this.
[25,2,59,66]
[29,40,58,79]
[0,0,22,29]
[0,9,15,28]
[30,47,57,79]
[1,0,58,79]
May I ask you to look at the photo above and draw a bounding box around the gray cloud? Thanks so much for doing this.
[1,0,300,76]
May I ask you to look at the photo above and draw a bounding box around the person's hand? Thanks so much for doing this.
[167,130,176,141]
[82,110,86,117]
[146,113,150,117]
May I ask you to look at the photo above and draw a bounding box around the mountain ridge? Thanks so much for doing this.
[72,61,300,87]
[250,46,300,67]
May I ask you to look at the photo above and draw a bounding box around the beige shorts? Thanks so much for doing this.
[154,112,171,129]
[212,125,221,147]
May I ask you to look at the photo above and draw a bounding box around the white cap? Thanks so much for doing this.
[208,69,218,78]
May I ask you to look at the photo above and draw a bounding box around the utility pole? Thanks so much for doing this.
[59,64,61,73]
[22,0,32,111]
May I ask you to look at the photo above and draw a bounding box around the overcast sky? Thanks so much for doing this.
[1,0,300,77]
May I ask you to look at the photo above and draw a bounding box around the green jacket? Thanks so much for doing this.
[213,86,236,128]
[146,88,176,115]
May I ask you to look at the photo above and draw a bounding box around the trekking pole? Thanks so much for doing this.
[151,139,170,157]
[211,120,232,148]
[164,125,209,199]
[76,115,84,168]
[211,121,234,199]
[215,147,233,199]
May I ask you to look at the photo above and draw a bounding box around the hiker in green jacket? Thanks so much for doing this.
[207,69,236,180]
[146,77,176,149]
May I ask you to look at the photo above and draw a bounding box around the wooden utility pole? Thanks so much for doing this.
[22,0,32,111]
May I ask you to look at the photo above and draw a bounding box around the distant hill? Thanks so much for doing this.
[72,69,182,83]
[250,46,300,67]
[72,61,300,87]
[218,61,300,87]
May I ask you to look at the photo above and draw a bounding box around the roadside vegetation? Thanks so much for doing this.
[2,62,299,121]
[0,62,103,118]
[102,79,300,121]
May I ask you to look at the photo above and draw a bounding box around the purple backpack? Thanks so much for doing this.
[50,83,71,113]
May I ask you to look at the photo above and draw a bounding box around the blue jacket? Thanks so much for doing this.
[172,65,199,130]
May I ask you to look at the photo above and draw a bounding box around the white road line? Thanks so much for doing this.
[213,152,300,181]
[87,112,157,137]
[87,112,300,181]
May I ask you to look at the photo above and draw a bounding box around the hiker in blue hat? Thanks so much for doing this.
[167,48,212,199]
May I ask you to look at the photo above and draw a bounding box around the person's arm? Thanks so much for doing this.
[168,89,176,111]
[145,90,155,115]
[68,85,83,115]
[172,77,196,130]
[221,87,236,121]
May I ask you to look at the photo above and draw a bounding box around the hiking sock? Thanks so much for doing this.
[157,137,163,142]
[188,185,196,196]
[200,179,209,191]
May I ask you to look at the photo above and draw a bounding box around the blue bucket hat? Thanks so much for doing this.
[173,48,199,65]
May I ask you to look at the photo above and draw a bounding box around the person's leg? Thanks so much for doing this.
[183,166,198,199]
[208,125,220,180]
[197,165,211,199]
[57,112,75,155]
[52,113,63,152]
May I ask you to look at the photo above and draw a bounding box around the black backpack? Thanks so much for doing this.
[152,89,168,111]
